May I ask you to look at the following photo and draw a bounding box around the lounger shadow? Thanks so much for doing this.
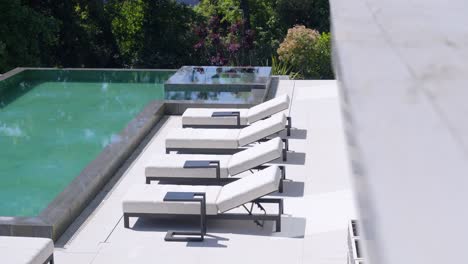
[275,181,305,197]
[288,128,308,140]
[270,152,306,165]
[130,215,307,239]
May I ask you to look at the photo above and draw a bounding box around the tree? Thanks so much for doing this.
[106,0,145,66]
[25,0,122,68]
[276,0,330,33]
[0,0,59,73]
[137,0,200,68]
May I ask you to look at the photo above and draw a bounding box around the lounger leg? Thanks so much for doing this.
[276,200,284,232]
[166,149,170,154]
[124,214,130,228]
[279,165,286,180]
[286,117,292,136]
[281,139,288,161]
[49,255,54,264]
[145,178,151,184]
[278,166,286,193]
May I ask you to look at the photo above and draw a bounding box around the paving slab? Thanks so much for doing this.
[55,80,356,264]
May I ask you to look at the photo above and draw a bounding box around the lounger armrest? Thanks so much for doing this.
[212,111,241,127]
[164,191,206,202]
[184,160,221,180]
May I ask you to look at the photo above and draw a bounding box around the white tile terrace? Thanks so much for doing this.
[54,80,357,264]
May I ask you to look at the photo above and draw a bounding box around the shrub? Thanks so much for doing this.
[192,16,255,66]
[277,25,333,79]
[193,0,283,66]
[271,56,300,79]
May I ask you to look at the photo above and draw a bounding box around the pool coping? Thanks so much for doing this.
[0,67,279,240]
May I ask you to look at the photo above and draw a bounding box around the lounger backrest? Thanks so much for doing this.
[215,165,281,213]
[228,137,283,176]
[247,94,290,124]
[237,113,287,146]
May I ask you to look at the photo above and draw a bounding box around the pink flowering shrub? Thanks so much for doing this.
[277,25,333,79]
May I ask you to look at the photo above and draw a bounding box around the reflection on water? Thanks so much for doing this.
[167,66,271,85]
[165,90,254,103]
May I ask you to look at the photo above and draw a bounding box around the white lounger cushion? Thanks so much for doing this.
[181,95,289,127]
[166,128,240,149]
[216,165,281,212]
[0,236,54,264]
[146,137,282,179]
[238,113,286,146]
[122,184,222,215]
[247,94,290,124]
[166,114,285,150]
[228,137,283,176]
[122,166,281,215]
[145,154,231,178]
[182,108,249,126]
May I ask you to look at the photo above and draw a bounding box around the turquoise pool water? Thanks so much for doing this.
[0,70,171,216]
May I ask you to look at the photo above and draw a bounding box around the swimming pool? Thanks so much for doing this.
[0,68,273,239]
[0,69,172,216]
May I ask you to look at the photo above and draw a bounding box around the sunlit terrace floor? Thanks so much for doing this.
[54,80,358,264]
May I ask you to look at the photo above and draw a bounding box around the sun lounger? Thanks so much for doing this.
[122,166,283,241]
[182,94,291,135]
[166,113,290,160]
[146,137,286,191]
[0,236,54,264]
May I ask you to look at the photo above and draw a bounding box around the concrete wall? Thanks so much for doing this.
[330,0,468,264]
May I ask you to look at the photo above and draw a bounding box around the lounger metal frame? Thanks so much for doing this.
[166,137,290,161]
[43,254,54,264]
[146,165,287,193]
[123,196,283,242]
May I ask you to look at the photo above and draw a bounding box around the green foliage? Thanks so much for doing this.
[248,0,283,65]
[72,1,121,67]
[313,32,333,79]
[271,56,300,79]
[107,0,145,66]
[277,26,333,79]
[194,0,283,65]
[1,0,333,80]
[137,0,201,68]
[195,0,243,24]
[0,0,59,73]
[276,0,330,33]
